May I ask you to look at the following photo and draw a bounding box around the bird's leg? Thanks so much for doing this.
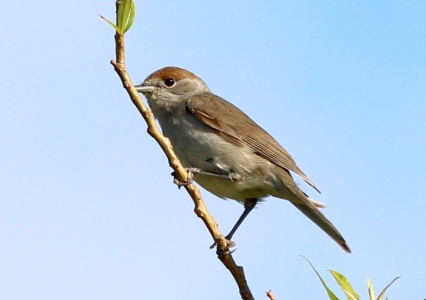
[211,198,258,255]
[225,198,258,241]
[189,168,242,180]
[172,167,241,188]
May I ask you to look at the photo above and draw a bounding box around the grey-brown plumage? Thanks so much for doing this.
[136,66,351,253]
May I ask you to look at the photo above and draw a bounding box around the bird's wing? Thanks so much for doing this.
[186,93,320,193]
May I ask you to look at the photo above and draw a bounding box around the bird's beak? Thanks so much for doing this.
[134,85,154,93]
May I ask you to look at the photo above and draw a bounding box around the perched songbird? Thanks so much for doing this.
[135,66,350,253]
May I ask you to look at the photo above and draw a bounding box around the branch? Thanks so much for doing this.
[108,1,253,299]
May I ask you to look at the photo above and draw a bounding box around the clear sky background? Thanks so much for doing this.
[1,1,425,299]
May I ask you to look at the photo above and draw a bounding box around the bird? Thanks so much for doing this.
[135,66,351,253]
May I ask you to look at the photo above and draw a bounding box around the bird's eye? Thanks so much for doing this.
[164,78,175,87]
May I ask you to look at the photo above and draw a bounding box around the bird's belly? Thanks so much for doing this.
[164,120,257,175]
[194,174,273,202]
[160,114,276,201]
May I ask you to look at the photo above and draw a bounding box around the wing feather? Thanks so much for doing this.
[186,93,320,193]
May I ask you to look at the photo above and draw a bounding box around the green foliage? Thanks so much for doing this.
[100,0,136,35]
[302,257,400,300]
[329,270,361,300]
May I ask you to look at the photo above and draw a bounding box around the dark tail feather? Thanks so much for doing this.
[292,202,351,253]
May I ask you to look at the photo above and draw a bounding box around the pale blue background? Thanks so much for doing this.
[1,1,425,299]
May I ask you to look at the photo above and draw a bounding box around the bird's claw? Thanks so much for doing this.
[171,169,195,189]
[210,237,236,257]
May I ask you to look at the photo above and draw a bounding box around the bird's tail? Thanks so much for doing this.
[273,168,351,252]
[291,201,351,253]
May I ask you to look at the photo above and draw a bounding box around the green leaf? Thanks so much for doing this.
[367,278,376,300]
[376,277,400,300]
[302,256,340,300]
[99,14,123,34]
[117,0,136,33]
[330,270,361,300]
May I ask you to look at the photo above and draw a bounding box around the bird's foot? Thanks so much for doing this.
[171,168,198,188]
[210,236,236,258]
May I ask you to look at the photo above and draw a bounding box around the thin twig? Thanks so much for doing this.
[266,290,276,300]
[109,1,253,299]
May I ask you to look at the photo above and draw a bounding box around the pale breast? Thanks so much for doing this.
[158,111,276,201]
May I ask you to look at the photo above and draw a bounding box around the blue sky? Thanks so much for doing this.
[1,1,425,299]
